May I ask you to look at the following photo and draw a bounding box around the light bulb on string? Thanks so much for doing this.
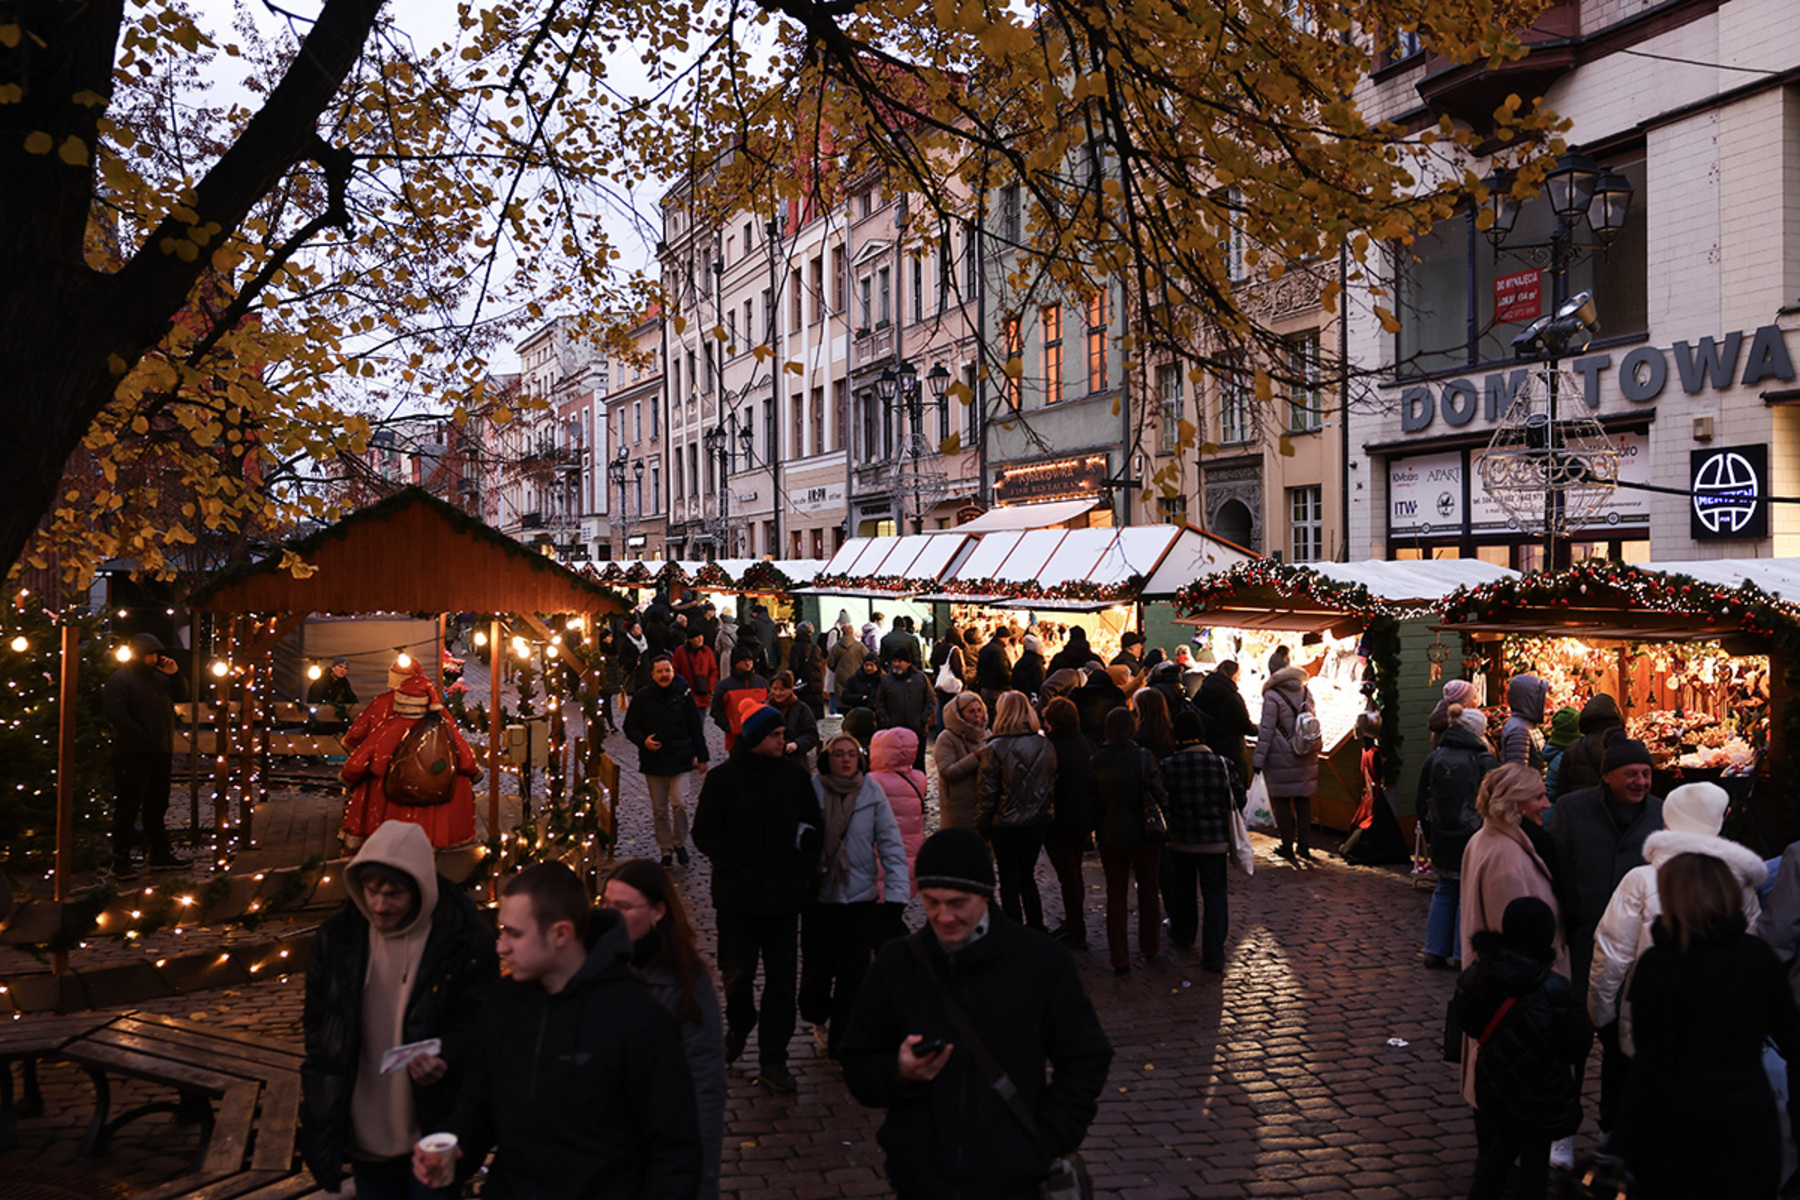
[474,630,488,648]
[115,645,133,663]
[395,651,412,670]
[9,635,26,653]
[306,661,323,681]
[211,660,230,678]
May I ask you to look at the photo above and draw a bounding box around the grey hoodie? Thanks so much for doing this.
[1500,674,1550,768]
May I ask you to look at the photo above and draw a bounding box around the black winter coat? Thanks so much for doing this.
[1090,738,1166,851]
[1045,730,1096,843]
[875,668,934,734]
[841,667,883,713]
[301,880,498,1189]
[976,733,1057,832]
[1449,935,1589,1137]
[1194,672,1256,781]
[692,747,823,914]
[103,660,181,755]
[1072,676,1126,745]
[1047,636,1095,675]
[975,639,1013,692]
[840,917,1114,1199]
[445,910,700,1200]
[1548,784,1663,940]
[1010,651,1046,699]
[1613,919,1800,1200]
[624,677,710,776]
[788,636,827,700]
[1416,725,1497,876]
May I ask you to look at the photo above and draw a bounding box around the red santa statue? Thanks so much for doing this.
[340,660,479,848]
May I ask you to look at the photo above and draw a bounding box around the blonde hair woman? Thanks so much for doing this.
[975,690,1055,930]
[1455,763,1566,1106]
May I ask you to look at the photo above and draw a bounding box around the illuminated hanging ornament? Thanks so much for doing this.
[1476,366,1620,541]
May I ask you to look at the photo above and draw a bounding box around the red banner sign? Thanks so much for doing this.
[1494,269,1542,324]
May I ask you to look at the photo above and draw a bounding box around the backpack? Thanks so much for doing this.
[1283,691,1323,757]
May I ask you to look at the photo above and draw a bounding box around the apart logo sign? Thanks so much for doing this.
[1690,444,1767,539]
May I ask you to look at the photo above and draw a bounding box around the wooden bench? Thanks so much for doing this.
[0,1012,116,1151]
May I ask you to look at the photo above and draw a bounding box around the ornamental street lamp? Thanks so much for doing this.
[702,423,728,557]
[876,359,954,533]
[607,446,631,558]
[1475,153,1635,573]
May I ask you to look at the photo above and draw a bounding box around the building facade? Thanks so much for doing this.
[1349,0,1800,566]
[600,309,666,559]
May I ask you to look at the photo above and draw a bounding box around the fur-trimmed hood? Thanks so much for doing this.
[1263,665,1309,696]
[1644,829,1769,890]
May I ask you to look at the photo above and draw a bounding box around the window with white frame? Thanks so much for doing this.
[1289,485,1323,562]
[650,461,660,513]
[1218,365,1251,444]
[1287,330,1322,432]
[1157,362,1183,452]
[1220,186,1247,283]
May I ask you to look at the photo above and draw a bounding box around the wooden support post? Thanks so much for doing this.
[437,613,447,694]
[188,611,201,833]
[52,620,78,978]
[212,617,235,870]
[488,617,502,845]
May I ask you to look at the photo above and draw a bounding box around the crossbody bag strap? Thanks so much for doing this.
[905,933,1050,1152]
[1477,996,1518,1047]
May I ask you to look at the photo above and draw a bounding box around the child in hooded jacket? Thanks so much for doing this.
[1449,895,1591,1200]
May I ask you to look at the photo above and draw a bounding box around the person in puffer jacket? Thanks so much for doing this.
[1499,674,1550,769]
[1417,705,1499,968]
[1587,782,1767,1128]
[1450,895,1591,1200]
[976,691,1057,932]
[869,727,928,886]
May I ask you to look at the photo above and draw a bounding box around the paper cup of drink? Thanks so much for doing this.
[418,1132,458,1174]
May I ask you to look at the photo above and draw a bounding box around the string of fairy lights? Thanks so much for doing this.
[4,591,621,964]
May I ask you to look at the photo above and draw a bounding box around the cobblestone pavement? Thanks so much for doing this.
[5,702,1550,1199]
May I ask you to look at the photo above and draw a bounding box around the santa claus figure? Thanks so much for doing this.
[340,662,479,848]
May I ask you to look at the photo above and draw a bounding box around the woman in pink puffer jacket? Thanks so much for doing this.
[868,727,928,885]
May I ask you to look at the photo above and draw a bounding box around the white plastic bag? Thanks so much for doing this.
[1244,773,1277,831]
[1228,804,1255,875]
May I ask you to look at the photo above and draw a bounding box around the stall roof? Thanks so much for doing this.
[1637,558,1800,601]
[1175,558,1520,634]
[870,534,939,580]
[945,500,1096,534]
[822,537,875,575]
[951,529,1026,580]
[1137,525,1257,597]
[188,487,626,615]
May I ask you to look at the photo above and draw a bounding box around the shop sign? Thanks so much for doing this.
[994,454,1109,505]
[1493,269,1541,324]
[1690,444,1767,539]
[626,534,647,548]
[1388,450,1463,536]
[791,481,846,514]
[1398,324,1795,434]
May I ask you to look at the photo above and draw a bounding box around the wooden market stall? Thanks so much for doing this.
[1172,559,1520,834]
[1437,558,1800,850]
[184,487,629,863]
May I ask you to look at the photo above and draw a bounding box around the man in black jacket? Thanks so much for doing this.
[623,653,710,868]
[841,829,1113,1199]
[416,861,699,1198]
[880,615,923,670]
[975,627,1013,715]
[102,631,186,876]
[303,820,498,1197]
[875,647,934,770]
[692,705,823,1093]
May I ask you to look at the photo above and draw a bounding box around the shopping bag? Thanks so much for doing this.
[1227,804,1255,875]
[1244,773,1277,831]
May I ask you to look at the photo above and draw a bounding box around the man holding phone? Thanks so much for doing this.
[840,828,1113,1198]
[102,632,186,877]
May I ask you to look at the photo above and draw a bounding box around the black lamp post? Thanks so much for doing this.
[703,424,728,557]
[876,359,954,533]
[607,446,630,558]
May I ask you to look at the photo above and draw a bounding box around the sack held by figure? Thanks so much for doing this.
[384,712,458,806]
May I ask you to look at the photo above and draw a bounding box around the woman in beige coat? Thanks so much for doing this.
[1458,762,1568,1105]
[934,690,988,830]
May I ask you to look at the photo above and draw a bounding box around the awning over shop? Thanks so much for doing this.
[1174,559,1520,634]
[945,500,1097,533]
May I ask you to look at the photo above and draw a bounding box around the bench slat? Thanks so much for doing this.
[127,1012,305,1057]
[132,1168,282,1200]
[0,1013,115,1053]
[201,1080,260,1177]
[60,1041,243,1095]
[249,1073,300,1172]
[108,1019,304,1073]
[234,1173,326,1200]
[82,1029,273,1082]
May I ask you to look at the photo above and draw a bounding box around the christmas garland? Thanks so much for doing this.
[1441,560,1800,631]
[808,572,918,593]
[655,561,690,587]
[694,562,734,589]
[740,561,793,595]
[623,562,654,585]
[1039,574,1145,603]
[1174,560,1425,619]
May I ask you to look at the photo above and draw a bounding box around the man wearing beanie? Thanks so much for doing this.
[708,643,768,752]
[1589,781,1766,1129]
[1547,736,1663,1135]
[692,704,823,1094]
[840,829,1113,1198]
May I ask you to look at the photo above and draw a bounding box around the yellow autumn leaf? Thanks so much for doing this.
[23,130,52,155]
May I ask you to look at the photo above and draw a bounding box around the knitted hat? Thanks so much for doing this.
[913,828,996,898]
[127,632,166,658]
[1121,632,1144,649]
[1663,782,1730,836]
[1454,706,1487,736]
[739,704,784,748]
[1442,679,1477,706]
[1548,706,1581,749]
[1022,633,1042,655]
[731,643,758,666]
[1501,896,1557,962]
[1602,738,1654,774]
